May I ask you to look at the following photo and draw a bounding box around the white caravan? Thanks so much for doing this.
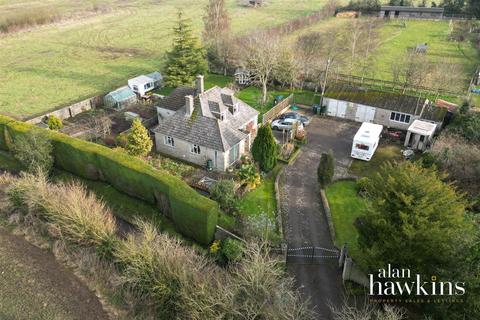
[351,122,383,161]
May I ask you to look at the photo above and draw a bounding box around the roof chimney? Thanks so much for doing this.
[196,75,204,94]
[185,95,194,117]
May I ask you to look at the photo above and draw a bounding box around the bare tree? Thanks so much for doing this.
[240,31,281,104]
[90,114,112,139]
[203,0,231,74]
[274,44,301,89]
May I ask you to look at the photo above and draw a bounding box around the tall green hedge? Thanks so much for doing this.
[0,115,219,245]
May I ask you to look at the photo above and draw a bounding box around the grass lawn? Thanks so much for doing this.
[349,143,403,177]
[236,86,320,115]
[325,180,366,259]
[154,73,234,96]
[238,165,282,226]
[0,0,329,119]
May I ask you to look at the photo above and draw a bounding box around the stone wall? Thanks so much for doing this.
[26,94,105,125]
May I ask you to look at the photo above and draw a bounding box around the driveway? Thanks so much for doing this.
[280,114,360,319]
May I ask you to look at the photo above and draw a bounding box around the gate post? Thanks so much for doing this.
[342,257,353,282]
[338,244,347,268]
[311,246,315,263]
[281,243,288,264]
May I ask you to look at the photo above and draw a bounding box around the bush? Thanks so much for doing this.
[0,115,220,245]
[237,163,261,190]
[114,221,222,319]
[47,115,63,130]
[10,129,53,174]
[7,172,118,258]
[317,150,334,188]
[252,125,278,172]
[210,179,238,214]
[125,118,152,157]
[221,238,245,263]
[115,132,128,147]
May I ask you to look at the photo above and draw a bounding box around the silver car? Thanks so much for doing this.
[271,118,304,131]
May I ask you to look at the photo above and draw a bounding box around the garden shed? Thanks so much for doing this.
[104,86,137,110]
[146,71,163,88]
[404,120,437,151]
[128,75,156,97]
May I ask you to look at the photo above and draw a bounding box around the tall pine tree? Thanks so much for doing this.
[252,125,277,172]
[164,11,208,87]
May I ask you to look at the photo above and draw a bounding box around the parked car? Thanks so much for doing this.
[277,112,310,125]
[271,118,304,131]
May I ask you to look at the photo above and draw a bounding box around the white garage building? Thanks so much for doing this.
[322,83,447,130]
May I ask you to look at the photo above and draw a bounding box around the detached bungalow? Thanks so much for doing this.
[152,76,259,171]
[321,83,447,130]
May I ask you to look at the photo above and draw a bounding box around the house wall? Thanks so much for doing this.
[154,133,248,171]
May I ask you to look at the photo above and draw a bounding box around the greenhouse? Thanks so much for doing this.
[104,86,137,110]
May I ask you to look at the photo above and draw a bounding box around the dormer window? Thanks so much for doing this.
[233,103,239,114]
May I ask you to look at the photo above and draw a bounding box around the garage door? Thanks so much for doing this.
[326,99,337,117]
[336,101,347,118]
[355,105,376,122]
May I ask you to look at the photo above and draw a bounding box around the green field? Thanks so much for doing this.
[325,180,366,259]
[288,17,479,102]
[371,20,478,84]
[0,0,328,118]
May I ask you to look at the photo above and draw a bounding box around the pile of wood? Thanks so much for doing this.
[336,11,359,18]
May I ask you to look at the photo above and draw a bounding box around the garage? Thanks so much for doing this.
[355,104,376,122]
[326,99,347,118]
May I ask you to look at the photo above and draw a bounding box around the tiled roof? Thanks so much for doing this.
[153,86,258,152]
[156,87,196,111]
[324,83,446,122]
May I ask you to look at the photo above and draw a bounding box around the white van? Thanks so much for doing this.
[351,122,383,161]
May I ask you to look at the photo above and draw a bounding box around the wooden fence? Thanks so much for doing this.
[262,94,293,125]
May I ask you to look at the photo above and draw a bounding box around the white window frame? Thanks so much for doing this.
[390,112,411,124]
[164,135,175,147]
[191,144,201,155]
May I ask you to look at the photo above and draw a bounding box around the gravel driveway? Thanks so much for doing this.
[280,114,360,319]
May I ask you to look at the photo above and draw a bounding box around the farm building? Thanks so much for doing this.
[321,83,447,130]
[104,86,137,110]
[379,6,444,19]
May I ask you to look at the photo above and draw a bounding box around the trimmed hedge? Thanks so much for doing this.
[0,115,219,245]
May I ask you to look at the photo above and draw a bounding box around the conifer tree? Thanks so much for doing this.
[356,161,473,281]
[164,11,208,87]
[317,150,334,188]
[252,125,277,172]
[126,118,152,157]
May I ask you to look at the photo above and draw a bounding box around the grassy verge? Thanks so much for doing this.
[325,180,366,259]
[348,144,403,177]
[51,169,182,238]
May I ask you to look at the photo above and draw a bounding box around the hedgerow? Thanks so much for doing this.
[0,115,219,244]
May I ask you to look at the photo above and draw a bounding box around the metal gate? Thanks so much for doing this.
[286,246,339,264]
